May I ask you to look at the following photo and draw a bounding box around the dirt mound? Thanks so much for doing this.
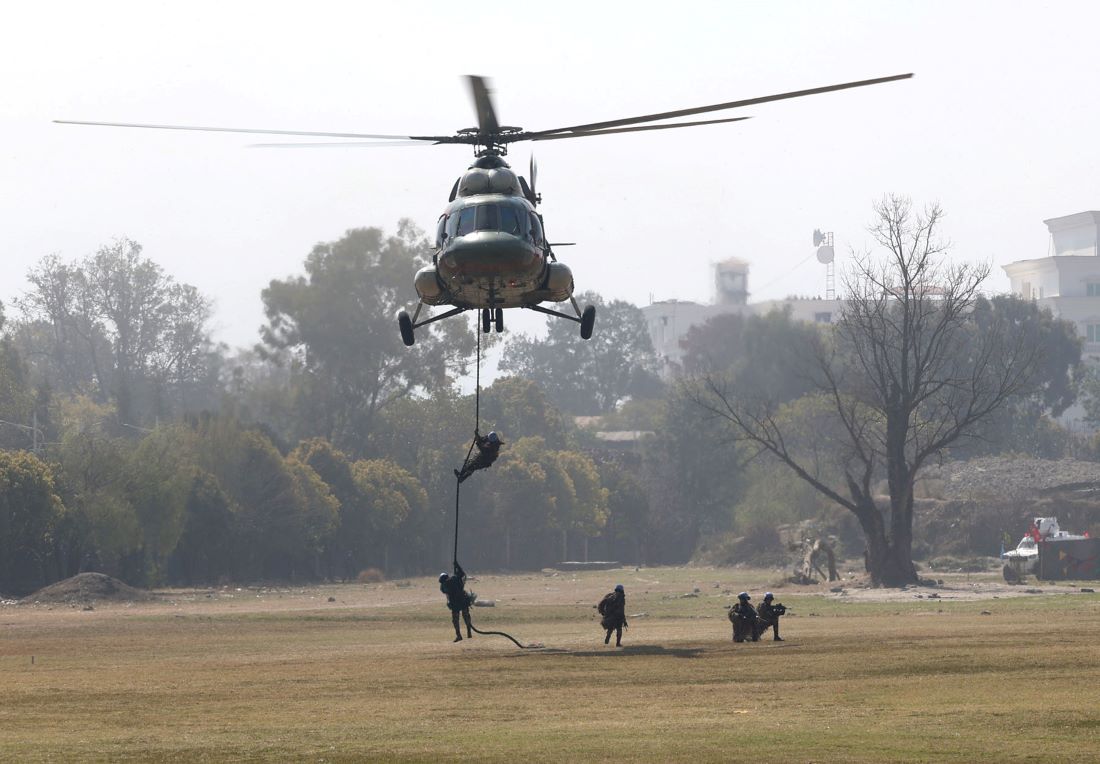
[921,457,1100,500]
[21,573,155,605]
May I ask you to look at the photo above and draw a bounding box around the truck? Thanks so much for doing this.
[1002,517,1100,582]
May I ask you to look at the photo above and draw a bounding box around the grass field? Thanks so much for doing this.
[3,566,1100,762]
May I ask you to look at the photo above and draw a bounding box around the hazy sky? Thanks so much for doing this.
[4,1,1099,348]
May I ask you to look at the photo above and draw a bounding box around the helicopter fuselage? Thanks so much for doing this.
[413,181,573,310]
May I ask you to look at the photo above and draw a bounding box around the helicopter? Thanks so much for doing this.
[55,72,912,346]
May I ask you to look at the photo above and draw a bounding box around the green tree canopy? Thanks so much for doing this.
[500,292,662,415]
[259,222,475,454]
[0,449,65,594]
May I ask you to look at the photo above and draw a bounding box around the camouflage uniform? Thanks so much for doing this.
[598,588,627,646]
[456,432,502,483]
[756,596,784,641]
[729,598,759,642]
[441,563,474,641]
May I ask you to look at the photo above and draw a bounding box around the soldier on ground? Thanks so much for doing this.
[729,591,759,642]
[454,430,503,483]
[439,562,474,642]
[597,584,627,646]
[756,592,786,641]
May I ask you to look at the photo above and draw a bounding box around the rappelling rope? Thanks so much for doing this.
[451,315,538,649]
[454,321,480,566]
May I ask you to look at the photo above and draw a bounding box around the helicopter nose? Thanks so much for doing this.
[444,233,538,276]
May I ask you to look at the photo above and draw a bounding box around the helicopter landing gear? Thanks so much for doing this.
[494,307,504,333]
[481,308,491,334]
[524,299,597,339]
[398,310,415,346]
[580,305,596,340]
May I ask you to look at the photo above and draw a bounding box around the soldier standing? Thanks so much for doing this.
[729,591,759,642]
[598,584,627,646]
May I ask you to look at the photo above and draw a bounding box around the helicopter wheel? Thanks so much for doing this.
[398,310,415,346]
[481,308,491,334]
[580,305,596,340]
[494,308,504,333]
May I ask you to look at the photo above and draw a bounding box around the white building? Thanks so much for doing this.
[1002,211,1100,361]
[641,256,839,375]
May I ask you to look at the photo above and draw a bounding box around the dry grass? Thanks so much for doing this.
[3,566,1100,762]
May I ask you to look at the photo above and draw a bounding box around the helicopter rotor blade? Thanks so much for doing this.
[523,73,913,139]
[528,115,751,141]
[53,119,450,142]
[467,75,501,136]
[248,140,437,148]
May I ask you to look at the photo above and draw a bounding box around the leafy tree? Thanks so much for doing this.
[125,425,197,583]
[14,243,216,425]
[594,456,650,563]
[479,376,572,448]
[167,469,235,585]
[500,292,662,415]
[259,222,475,454]
[51,396,139,579]
[680,309,820,404]
[350,458,428,574]
[192,416,336,579]
[485,452,554,568]
[956,295,1081,458]
[0,450,65,594]
[552,449,609,560]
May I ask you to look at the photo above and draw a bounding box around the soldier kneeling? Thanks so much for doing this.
[756,591,786,641]
[729,592,759,642]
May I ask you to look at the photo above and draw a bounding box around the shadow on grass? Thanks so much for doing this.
[517,644,705,659]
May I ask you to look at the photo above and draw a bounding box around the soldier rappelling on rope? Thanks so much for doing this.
[454,430,502,483]
[440,562,475,642]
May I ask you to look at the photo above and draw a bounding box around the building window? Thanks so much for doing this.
[1039,287,1044,299]
[813,312,832,323]
[1088,283,1100,297]
[1021,281,1031,299]
[1087,324,1100,343]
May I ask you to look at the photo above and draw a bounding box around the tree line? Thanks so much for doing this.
[1,199,1095,594]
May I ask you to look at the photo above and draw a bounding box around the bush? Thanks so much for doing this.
[357,567,385,583]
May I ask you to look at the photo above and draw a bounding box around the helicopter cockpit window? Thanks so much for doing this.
[454,206,477,237]
[452,203,528,237]
[498,205,523,236]
[528,212,544,246]
[475,204,500,232]
[435,215,447,247]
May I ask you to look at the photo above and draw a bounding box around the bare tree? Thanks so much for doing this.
[696,197,1040,586]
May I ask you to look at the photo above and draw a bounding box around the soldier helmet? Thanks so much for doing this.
[764,592,774,601]
[487,431,500,444]
[439,573,448,583]
[614,584,624,593]
[738,592,750,601]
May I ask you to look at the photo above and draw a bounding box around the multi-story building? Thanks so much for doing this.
[1002,211,1100,361]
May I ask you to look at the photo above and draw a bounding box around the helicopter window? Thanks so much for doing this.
[435,215,447,247]
[528,212,544,245]
[475,204,500,232]
[498,205,523,235]
[454,207,477,237]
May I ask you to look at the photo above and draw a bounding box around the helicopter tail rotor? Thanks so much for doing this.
[530,154,540,205]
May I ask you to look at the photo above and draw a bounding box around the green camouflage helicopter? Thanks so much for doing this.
[56,73,911,346]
